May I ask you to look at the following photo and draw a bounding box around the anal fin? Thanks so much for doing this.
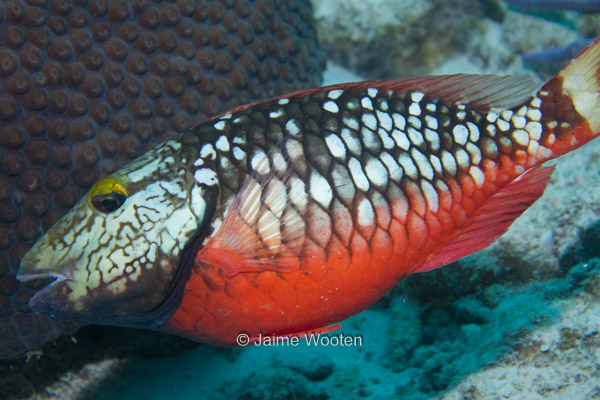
[416,166,555,273]
[249,324,343,345]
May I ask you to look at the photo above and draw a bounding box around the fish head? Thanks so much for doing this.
[17,140,211,327]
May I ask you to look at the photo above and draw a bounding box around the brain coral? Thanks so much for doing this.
[0,0,324,358]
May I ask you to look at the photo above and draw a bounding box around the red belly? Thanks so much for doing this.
[163,244,421,345]
[161,197,460,345]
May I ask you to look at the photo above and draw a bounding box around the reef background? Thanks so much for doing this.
[4,0,600,399]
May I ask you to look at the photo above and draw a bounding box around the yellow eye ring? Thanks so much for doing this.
[88,176,129,213]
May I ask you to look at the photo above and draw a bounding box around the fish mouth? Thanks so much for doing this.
[16,271,73,314]
[16,271,71,285]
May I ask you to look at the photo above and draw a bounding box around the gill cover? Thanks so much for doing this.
[17,140,211,326]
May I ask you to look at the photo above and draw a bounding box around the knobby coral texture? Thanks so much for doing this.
[0,0,324,358]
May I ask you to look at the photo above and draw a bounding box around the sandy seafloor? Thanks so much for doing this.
[11,1,600,399]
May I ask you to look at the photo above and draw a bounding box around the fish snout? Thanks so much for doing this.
[17,246,74,316]
[16,243,69,281]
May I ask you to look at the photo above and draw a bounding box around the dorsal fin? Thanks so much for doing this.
[196,140,307,276]
[366,74,539,110]
[204,74,539,124]
[416,166,555,273]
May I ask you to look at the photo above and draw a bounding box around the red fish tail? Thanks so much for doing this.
[536,36,600,158]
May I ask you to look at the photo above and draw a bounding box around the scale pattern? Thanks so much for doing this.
[164,77,583,345]
[0,0,324,358]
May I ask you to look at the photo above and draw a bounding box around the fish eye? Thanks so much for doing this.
[88,176,129,213]
[92,192,126,212]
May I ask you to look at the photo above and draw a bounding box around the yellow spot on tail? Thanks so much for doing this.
[559,37,600,133]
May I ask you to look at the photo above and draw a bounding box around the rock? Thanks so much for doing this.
[284,355,335,382]
[311,0,486,79]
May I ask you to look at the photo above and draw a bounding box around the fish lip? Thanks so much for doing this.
[16,271,72,284]
[17,271,73,315]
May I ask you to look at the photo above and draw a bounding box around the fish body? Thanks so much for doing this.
[17,38,600,345]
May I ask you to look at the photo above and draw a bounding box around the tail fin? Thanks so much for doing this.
[553,36,600,135]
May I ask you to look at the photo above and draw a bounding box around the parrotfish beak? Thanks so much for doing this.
[17,250,73,317]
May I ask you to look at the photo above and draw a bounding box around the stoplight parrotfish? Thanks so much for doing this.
[17,37,600,346]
